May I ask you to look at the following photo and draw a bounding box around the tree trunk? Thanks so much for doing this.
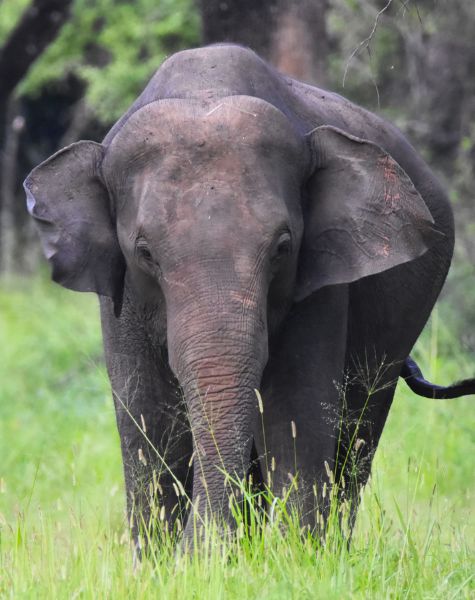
[199,0,279,58]
[269,0,329,85]
[0,99,25,273]
[0,0,73,100]
[418,35,469,176]
[198,0,329,85]
[0,0,73,271]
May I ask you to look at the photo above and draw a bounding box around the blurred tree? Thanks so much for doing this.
[0,0,73,107]
[199,0,329,85]
[0,0,74,271]
[20,0,199,123]
[0,0,199,272]
[327,0,475,347]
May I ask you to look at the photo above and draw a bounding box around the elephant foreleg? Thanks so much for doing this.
[109,353,192,543]
[100,297,192,549]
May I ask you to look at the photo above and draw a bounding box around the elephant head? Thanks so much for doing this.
[25,70,439,542]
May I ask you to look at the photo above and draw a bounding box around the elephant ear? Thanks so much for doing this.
[24,141,125,306]
[295,126,442,301]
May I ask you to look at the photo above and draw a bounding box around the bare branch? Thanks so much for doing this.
[342,0,394,88]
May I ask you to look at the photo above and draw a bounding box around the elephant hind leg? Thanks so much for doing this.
[333,364,400,537]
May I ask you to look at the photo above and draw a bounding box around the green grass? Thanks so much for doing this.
[0,275,473,598]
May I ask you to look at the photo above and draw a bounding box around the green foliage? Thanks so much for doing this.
[14,0,199,123]
[0,0,30,44]
[0,276,473,597]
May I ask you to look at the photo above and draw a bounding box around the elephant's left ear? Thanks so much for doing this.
[24,141,125,303]
[295,126,443,301]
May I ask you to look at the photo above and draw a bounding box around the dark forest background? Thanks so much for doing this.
[1,0,474,346]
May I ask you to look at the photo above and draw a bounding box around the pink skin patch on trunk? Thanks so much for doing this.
[229,290,257,310]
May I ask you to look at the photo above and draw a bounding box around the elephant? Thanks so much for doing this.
[24,44,475,550]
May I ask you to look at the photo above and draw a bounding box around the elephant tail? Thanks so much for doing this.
[401,356,475,399]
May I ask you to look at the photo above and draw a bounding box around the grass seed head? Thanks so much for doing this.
[255,388,264,414]
[324,460,334,484]
[138,448,147,467]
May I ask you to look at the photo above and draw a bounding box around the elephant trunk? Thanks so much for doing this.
[166,285,267,543]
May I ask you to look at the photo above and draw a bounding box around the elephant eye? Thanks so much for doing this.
[135,239,153,262]
[276,232,292,257]
[271,231,292,271]
[135,239,162,277]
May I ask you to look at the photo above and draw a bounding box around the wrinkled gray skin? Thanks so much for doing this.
[25,45,453,549]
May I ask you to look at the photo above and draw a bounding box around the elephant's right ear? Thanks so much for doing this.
[24,141,125,305]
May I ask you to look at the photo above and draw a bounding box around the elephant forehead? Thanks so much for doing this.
[113,125,300,228]
[102,96,305,177]
[152,140,292,193]
[133,168,292,238]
